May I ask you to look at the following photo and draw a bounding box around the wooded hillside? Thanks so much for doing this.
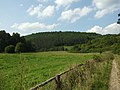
[25,32,101,51]
[0,30,120,54]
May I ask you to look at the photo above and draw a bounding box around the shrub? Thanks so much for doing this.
[93,52,114,62]
[112,43,120,55]
[93,55,102,62]
[48,46,64,51]
[101,52,114,60]
[5,45,15,53]
[15,42,25,53]
[64,48,68,51]
[70,45,81,52]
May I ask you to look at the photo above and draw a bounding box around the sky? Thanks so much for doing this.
[0,0,120,36]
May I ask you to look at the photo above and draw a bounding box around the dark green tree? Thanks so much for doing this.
[25,32,101,51]
[10,33,21,46]
[0,30,35,53]
[25,41,35,52]
[0,30,11,52]
[5,45,15,53]
[15,42,26,53]
[117,13,120,24]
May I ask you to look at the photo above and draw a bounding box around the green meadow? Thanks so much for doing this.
[0,51,93,90]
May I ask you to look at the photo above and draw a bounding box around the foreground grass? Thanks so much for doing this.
[45,53,113,90]
[38,52,113,90]
[0,51,93,90]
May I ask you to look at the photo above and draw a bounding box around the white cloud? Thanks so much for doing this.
[55,0,79,8]
[27,4,55,19]
[95,7,114,18]
[58,7,92,23]
[11,22,58,31]
[93,0,120,18]
[87,23,120,35]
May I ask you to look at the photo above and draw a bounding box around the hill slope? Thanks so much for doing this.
[79,34,120,53]
[25,32,101,51]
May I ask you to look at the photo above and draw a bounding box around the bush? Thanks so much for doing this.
[70,45,81,52]
[112,43,120,55]
[101,52,114,60]
[15,42,25,53]
[5,45,15,53]
[48,46,64,51]
[93,55,102,62]
[93,52,114,62]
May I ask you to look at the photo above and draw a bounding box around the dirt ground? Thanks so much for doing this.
[109,60,120,90]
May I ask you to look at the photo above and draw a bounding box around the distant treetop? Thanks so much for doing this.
[117,13,120,24]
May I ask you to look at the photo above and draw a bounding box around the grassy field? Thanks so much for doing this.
[38,52,113,90]
[0,51,94,90]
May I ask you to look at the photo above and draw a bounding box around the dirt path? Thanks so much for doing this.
[109,60,120,90]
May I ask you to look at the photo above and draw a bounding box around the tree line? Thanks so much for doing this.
[117,13,120,24]
[25,31,120,55]
[0,30,35,53]
[25,32,101,51]
[0,29,120,54]
[69,34,120,54]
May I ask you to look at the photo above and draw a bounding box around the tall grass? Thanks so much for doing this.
[0,52,113,90]
[15,53,26,90]
[61,52,113,90]
[40,52,113,90]
[0,69,5,90]
[0,51,93,90]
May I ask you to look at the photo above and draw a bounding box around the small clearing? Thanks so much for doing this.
[109,60,120,90]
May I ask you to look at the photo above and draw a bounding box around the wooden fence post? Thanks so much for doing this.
[55,75,61,90]
[30,64,83,90]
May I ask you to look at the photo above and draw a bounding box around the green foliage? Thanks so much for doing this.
[60,53,113,90]
[0,30,11,52]
[80,44,89,53]
[15,42,26,53]
[1,30,120,53]
[93,52,114,62]
[0,30,35,53]
[5,45,15,53]
[79,34,120,54]
[101,52,114,60]
[93,55,102,62]
[10,33,21,46]
[0,69,6,90]
[118,13,120,16]
[25,41,35,52]
[112,43,120,54]
[117,13,120,24]
[25,32,101,51]
[48,46,64,51]
[69,45,81,52]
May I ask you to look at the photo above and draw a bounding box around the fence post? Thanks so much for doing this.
[55,75,61,90]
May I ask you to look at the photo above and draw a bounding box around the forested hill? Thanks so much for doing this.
[1,30,120,54]
[25,32,101,51]
[79,34,120,54]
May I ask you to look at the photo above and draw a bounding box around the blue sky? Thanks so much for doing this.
[0,0,120,35]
